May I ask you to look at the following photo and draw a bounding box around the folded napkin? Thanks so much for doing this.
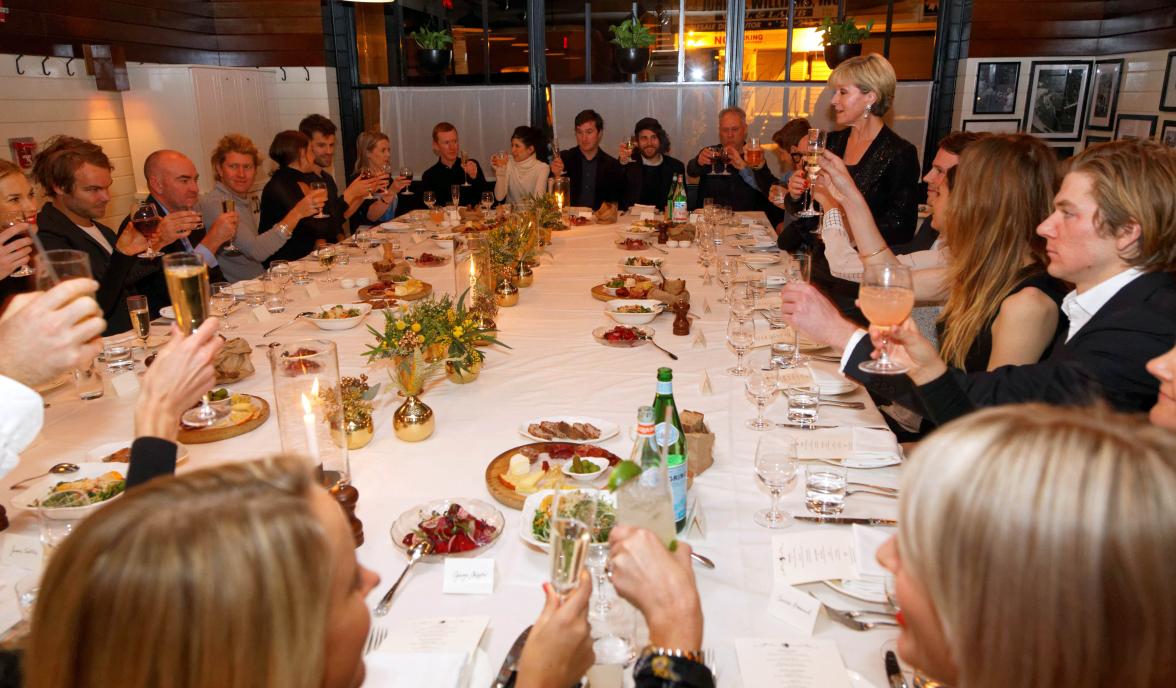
[793,427,902,468]
[628,204,656,215]
[363,650,468,688]
[213,337,254,384]
[807,365,858,396]
[362,616,489,688]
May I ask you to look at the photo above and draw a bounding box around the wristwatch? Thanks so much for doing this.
[275,222,291,239]
[641,645,704,664]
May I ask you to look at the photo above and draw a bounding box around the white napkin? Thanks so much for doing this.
[629,204,656,215]
[362,616,489,688]
[852,524,890,578]
[380,221,414,231]
[363,649,468,688]
[807,366,858,396]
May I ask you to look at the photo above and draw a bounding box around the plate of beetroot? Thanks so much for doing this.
[391,499,504,558]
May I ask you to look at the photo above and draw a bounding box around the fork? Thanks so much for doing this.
[824,606,899,630]
[364,624,389,655]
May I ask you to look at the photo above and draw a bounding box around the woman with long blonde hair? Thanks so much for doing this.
[351,130,409,225]
[0,159,37,290]
[879,403,1176,687]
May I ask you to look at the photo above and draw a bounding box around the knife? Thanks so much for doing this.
[492,625,532,688]
[886,651,909,688]
[794,515,897,527]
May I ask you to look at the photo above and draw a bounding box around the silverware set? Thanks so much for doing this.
[824,604,899,631]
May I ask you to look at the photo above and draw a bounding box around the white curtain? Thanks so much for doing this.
[379,86,531,179]
[551,83,724,169]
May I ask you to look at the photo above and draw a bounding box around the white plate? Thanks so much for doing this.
[85,441,190,466]
[306,302,373,331]
[616,227,656,241]
[158,306,175,320]
[740,253,781,266]
[518,416,619,444]
[379,220,415,231]
[11,462,129,519]
[824,577,890,605]
[604,299,664,326]
[390,498,504,560]
[519,489,615,552]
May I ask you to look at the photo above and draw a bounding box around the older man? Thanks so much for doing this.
[618,117,685,212]
[420,122,488,207]
[686,107,776,212]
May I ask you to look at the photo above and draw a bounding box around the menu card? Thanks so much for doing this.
[772,530,858,586]
[735,638,852,688]
[364,616,490,688]
[791,428,900,462]
[383,616,489,655]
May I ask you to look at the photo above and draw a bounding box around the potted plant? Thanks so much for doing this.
[410,25,454,75]
[818,17,873,69]
[609,17,655,75]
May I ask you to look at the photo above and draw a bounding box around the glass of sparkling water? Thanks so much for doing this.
[290,262,310,285]
[805,464,848,515]
[550,490,596,596]
[785,382,820,427]
[101,334,135,372]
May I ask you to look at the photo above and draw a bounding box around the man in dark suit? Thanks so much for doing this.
[618,117,685,212]
[119,150,237,316]
[781,138,1176,424]
[31,136,168,334]
[686,107,776,214]
[549,109,623,211]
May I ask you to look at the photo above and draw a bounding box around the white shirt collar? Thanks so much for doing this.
[641,154,664,166]
[1061,267,1146,341]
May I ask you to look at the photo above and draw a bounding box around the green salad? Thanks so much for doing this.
[531,494,616,544]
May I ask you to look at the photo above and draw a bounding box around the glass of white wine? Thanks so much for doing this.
[550,489,597,597]
[797,128,827,218]
[162,252,225,428]
[127,294,151,351]
[858,264,915,375]
[460,150,472,187]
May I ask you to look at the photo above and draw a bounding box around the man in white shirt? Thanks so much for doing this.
[782,138,1176,423]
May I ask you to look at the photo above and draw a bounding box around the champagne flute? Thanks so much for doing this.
[785,251,811,368]
[858,264,915,375]
[551,138,562,174]
[797,128,827,218]
[550,489,596,596]
[309,180,329,218]
[127,295,151,351]
[746,369,779,430]
[726,315,754,376]
[131,202,163,259]
[753,433,799,528]
[450,184,461,209]
[220,199,241,257]
[0,212,34,277]
[162,253,225,428]
[460,149,472,187]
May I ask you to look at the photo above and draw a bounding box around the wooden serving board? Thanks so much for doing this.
[484,442,623,510]
[177,395,269,445]
[358,280,432,307]
[591,284,618,302]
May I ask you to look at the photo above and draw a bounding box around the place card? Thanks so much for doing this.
[693,329,707,350]
[252,306,276,324]
[767,584,822,635]
[0,534,42,571]
[109,370,141,398]
[699,370,713,394]
[305,282,322,299]
[752,327,792,349]
[735,638,851,688]
[702,298,712,313]
[772,530,858,586]
[442,558,494,595]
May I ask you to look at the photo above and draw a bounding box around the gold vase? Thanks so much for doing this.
[423,342,448,363]
[331,415,375,450]
[393,394,434,442]
[494,276,519,307]
[516,262,534,288]
[445,358,482,384]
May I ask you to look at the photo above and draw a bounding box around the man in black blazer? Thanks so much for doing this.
[618,117,685,212]
[780,138,1176,424]
[31,136,165,334]
[549,109,623,211]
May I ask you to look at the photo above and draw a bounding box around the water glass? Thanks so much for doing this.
[38,504,84,562]
[805,464,848,515]
[785,382,821,427]
[746,369,779,430]
[74,359,104,400]
[15,575,39,622]
[726,317,753,376]
[290,262,310,285]
[244,280,265,306]
[754,433,799,528]
[269,261,293,301]
[260,276,285,314]
[101,334,134,372]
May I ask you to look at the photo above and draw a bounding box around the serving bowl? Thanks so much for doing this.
[305,302,373,331]
[604,299,665,325]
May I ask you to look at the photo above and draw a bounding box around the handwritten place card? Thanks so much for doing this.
[772,530,858,586]
[791,430,855,460]
[0,534,42,571]
[109,371,141,398]
[305,282,322,299]
[767,584,822,635]
[442,558,494,595]
[252,306,276,324]
[735,638,852,688]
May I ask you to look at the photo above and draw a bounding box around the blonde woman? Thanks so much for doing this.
[879,404,1176,687]
[350,130,409,225]
[0,160,36,284]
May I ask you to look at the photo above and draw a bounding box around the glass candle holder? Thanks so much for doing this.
[462,234,497,329]
[268,339,351,488]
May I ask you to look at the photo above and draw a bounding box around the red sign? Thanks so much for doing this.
[8,138,36,170]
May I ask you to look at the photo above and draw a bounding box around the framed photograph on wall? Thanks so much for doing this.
[962,118,1020,134]
[1048,144,1076,161]
[1085,134,1111,148]
[1161,51,1176,112]
[1086,59,1123,130]
[1160,121,1176,149]
[1023,61,1092,140]
[1115,114,1157,141]
[973,62,1020,115]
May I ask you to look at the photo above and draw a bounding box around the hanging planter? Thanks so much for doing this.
[410,24,454,77]
[609,18,654,75]
[823,44,863,69]
[818,17,873,70]
[615,47,652,75]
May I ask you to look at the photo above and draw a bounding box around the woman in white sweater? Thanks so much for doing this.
[493,125,549,205]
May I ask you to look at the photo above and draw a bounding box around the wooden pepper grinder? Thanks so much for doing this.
[330,483,364,547]
[672,298,691,336]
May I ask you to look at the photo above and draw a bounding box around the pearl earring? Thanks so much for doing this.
[863,104,872,119]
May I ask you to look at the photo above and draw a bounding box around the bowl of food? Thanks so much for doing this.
[11,463,128,519]
[306,303,373,331]
[602,274,654,298]
[617,225,656,241]
[617,256,664,275]
[604,299,665,325]
[560,455,610,482]
[391,498,504,559]
[205,387,232,414]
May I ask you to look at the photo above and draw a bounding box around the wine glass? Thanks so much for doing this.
[746,369,779,430]
[450,184,461,209]
[353,229,373,263]
[784,251,811,368]
[422,191,436,210]
[316,246,338,284]
[797,128,827,218]
[711,145,726,176]
[127,295,150,351]
[731,285,755,324]
[360,167,375,199]
[0,212,34,277]
[717,255,738,304]
[753,433,799,528]
[858,264,915,375]
[309,180,329,218]
[551,139,563,175]
[460,150,472,187]
[398,166,414,195]
[209,282,237,331]
[163,253,225,428]
[131,202,163,259]
[219,199,241,256]
[550,490,596,597]
[480,192,494,214]
[726,316,754,376]
[268,260,293,302]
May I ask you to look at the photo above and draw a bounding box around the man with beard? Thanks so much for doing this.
[297,114,381,240]
[617,117,685,212]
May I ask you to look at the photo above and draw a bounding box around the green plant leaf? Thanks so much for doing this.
[608,18,655,49]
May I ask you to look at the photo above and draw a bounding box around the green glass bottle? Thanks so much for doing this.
[652,367,688,532]
[671,174,688,223]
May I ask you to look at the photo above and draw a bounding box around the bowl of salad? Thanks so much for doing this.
[604,299,665,325]
[520,489,616,552]
[12,462,128,520]
[617,256,664,275]
[306,302,373,331]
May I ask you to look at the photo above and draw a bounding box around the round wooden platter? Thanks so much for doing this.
[590,283,657,302]
[177,395,269,445]
[358,280,432,306]
[484,442,621,510]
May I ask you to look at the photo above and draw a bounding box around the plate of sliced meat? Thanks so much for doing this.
[518,416,619,444]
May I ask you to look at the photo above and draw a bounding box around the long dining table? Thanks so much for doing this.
[8,211,902,686]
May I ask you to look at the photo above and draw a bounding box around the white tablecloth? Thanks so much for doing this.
[11,215,901,686]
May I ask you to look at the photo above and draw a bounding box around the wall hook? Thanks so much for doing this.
[279,67,287,81]
[303,66,311,81]
[15,55,24,75]
[65,58,75,77]
[41,57,51,76]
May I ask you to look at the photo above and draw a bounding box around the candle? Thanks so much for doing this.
[301,378,321,463]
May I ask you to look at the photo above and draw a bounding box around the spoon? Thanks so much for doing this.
[374,540,431,616]
[263,312,314,338]
[11,463,80,490]
[647,338,678,361]
[690,551,716,569]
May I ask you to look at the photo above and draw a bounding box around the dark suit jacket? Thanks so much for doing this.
[619,156,686,211]
[686,145,777,215]
[558,148,623,209]
[420,159,489,208]
[37,203,146,334]
[845,271,1176,426]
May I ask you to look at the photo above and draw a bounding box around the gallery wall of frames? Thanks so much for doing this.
[952,49,1176,160]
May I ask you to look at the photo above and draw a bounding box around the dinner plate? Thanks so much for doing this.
[409,253,451,268]
[378,221,415,231]
[158,306,175,320]
[740,253,781,266]
[519,489,616,552]
[86,441,190,466]
[592,325,653,348]
[389,498,504,560]
[11,462,129,519]
[518,416,620,444]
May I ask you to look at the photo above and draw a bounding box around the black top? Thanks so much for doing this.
[420,158,489,207]
[620,156,686,211]
[260,167,345,264]
[557,147,623,209]
[949,270,1068,374]
[685,144,777,213]
[892,216,940,255]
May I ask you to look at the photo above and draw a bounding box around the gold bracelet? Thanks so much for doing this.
[861,246,887,259]
[641,645,703,664]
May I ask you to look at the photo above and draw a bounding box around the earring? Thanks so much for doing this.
[863,104,872,119]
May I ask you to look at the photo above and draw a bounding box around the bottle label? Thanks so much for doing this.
[671,200,687,223]
[636,422,655,437]
[656,381,672,395]
[667,456,688,524]
[654,422,680,448]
